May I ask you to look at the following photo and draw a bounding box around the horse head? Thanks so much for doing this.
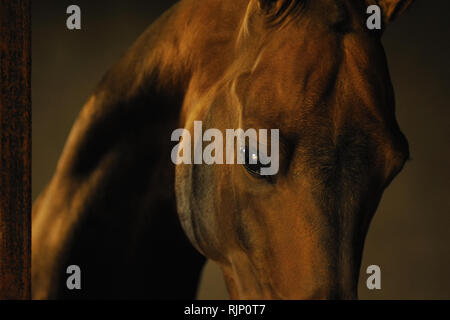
[175,0,413,299]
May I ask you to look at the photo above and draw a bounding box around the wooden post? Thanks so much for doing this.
[0,0,31,299]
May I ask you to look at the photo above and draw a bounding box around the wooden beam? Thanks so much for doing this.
[0,0,31,300]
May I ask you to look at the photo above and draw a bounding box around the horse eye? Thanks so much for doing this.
[240,146,265,177]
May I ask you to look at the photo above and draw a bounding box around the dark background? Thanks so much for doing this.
[33,0,450,299]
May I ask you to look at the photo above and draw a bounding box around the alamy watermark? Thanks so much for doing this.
[171,121,280,176]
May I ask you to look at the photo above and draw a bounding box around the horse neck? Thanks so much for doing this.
[32,2,217,299]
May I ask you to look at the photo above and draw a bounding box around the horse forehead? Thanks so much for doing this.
[240,67,387,139]
[238,51,344,121]
[231,3,389,130]
[239,39,388,124]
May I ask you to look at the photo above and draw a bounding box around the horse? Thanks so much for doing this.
[32,0,414,299]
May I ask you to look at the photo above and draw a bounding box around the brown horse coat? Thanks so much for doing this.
[33,0,414,299]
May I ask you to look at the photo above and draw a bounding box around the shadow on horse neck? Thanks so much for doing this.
[33,74,206,299]
[54,86,205,299]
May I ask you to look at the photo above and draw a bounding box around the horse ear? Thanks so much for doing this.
[376,0,415,23]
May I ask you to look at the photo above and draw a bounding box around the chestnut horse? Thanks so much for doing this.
[33,0,414,299]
